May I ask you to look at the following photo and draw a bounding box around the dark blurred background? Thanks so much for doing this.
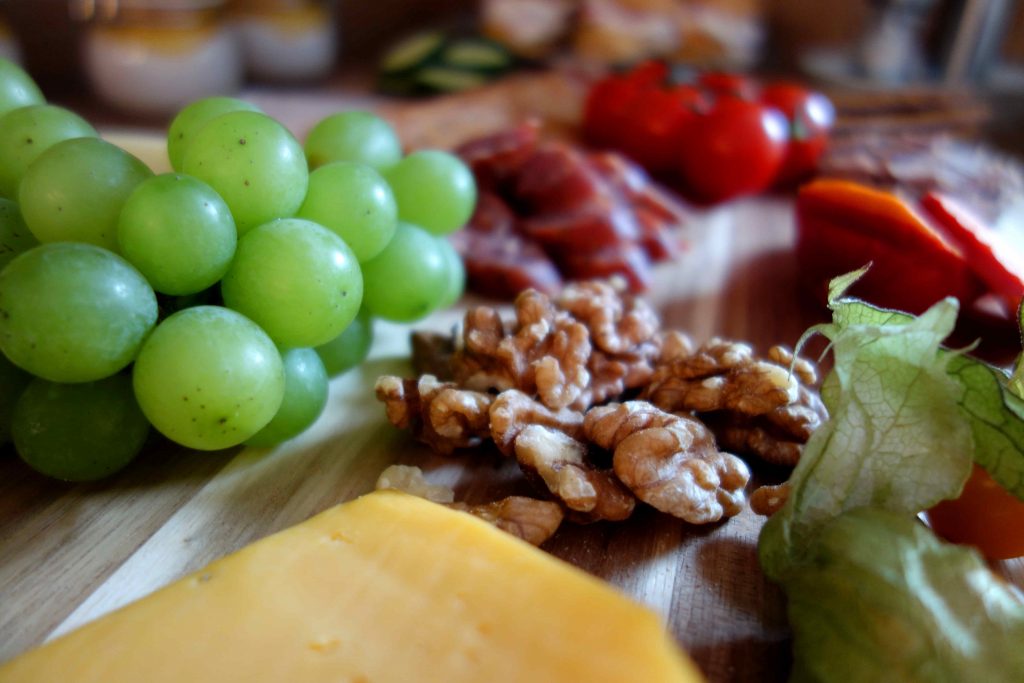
[5,1,1024,83]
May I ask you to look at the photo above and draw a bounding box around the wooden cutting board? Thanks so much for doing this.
[4,197,1021,680]
[3,77,1023,681]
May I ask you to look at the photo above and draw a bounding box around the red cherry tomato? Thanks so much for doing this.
[583,75,642,148]
[760,82,836,186]
[582,61,669,149]
[676,98,788,203]
[617,84,706,174]
[926,464,1024,560]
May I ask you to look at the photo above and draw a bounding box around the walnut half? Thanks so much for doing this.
[584,401,750,524]
[453,289,592,410]
[375,464,455,503]
[448,497,564,547]
[644,339,827,468]
[489,389,585,456]
[513,424,635,522]
[374,375,493,454]
[644,337,798,416]
[375,465,563,546]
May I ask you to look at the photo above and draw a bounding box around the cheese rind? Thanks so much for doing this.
[0,490,703,682]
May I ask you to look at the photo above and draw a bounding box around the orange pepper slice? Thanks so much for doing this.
[796,179,986,313]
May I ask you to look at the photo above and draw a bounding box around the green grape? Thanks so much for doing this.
[385,150,476,236]
[0,58,45,118]
[436,235,465,309]
[315,307,374,377]
[0,104,97,198]
[166,96,261,172]
[0,351,31,445]
[296,161,397,262]
[221,218,363,348]
[304,111,403,171]
[118,173,236,295]
[19,137,153,251]
[132,305,285,450]
[0,198,38,272]
[181,111,308,236]
[361,221,448,322]
[0,243,158,383]
[12,372,149,481]
[245,347,328,447]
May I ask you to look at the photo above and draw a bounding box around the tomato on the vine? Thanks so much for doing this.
[618,84,706,174]
[760,82,836,186]
[925,464,1024,560]
[582,61,669,149]
[582,65,836,203]
[676,97,788,203]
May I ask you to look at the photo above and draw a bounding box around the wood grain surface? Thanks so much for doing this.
[3,80,1023,680]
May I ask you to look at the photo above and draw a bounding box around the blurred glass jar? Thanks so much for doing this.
[227,0,336,82]
[75,0,242,116]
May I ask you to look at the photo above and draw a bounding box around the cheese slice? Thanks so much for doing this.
[0,490,703,682]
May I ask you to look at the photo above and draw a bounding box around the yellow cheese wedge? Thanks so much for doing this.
[0,490,703,683]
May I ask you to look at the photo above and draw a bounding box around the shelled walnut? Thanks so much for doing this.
[375,280,828,529]
[452,282,665,413]
[375,464,455,503]
[448,497,565,546]
[513,424,635,522]
[453,290,593,410]
[489,389,584,455]
[374,375,493,455]
[644,337,797,415]
[584,401,749,524]
[375,464,564,545]
[410,330,456,380]
[556,280,660,356]
[644,339,827,467]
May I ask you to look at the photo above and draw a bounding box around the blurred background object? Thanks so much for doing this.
[71,0,243,116]
[0,0,1019,150]
[227,0,337,83]
[4,0,83,91]
[375,31,515,96]
[944,0,1023,88]
[480,0,575,59]
[855,0,937,84]
[479,0,765,69]
[0,1,23,62]
[770,0,1024,90]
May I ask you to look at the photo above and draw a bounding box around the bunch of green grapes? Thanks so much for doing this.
[0,59,474,482]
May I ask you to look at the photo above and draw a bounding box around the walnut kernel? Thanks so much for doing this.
[375,464,455,503]
[585,401,750,524]
[513,424,635,522]
[449,496,564,546]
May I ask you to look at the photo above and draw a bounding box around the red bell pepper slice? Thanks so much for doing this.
[920,192,1024,310]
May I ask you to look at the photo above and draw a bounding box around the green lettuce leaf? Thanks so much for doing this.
[783,508,1024,683]
[760,293,972,579]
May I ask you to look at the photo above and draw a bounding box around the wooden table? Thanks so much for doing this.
[3,88,1024,681]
